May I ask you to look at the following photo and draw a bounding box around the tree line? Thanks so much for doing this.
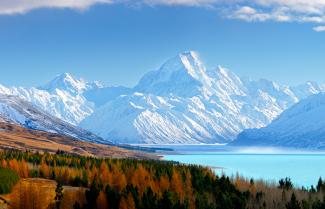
[0,150,247,209]
[1,150,325,209]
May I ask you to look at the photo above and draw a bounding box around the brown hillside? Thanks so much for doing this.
[0,122,155,159]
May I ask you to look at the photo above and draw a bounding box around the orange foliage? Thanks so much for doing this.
[171,169,185,202]
[40,160,50,178]
[111,169,127,193]
[1,159,7,168]
[8,159,19,173]
[235,176,252,193]
[185,170,195,209]
[97,191,109,209]
[119,193,135,209]
[158,175,170,197]
[131,165,155,196]
[19,160,29,178]
[100,161,110,186]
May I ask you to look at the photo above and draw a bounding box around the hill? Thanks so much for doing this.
[0,122,154,159]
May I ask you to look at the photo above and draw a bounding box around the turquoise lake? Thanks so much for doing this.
[159,146,325,188]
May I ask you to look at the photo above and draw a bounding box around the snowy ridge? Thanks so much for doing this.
[0,73,97,125]
[0,94,106,143]
[234,93,325,149]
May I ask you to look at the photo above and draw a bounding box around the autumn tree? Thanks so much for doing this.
[110,165,127,193]
[40,159,50,178]
[99,162,110,186]
[1,159,7,168]
[131,165,153,196]
[19,160,29,178]
[185,169,195,209]
[158,175,170,197]
[171,169,185,202]
[119,193,135,209]
[96,191,109,209]
[8,159,19,173]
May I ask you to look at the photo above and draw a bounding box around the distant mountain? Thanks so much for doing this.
[39,72,103,95]
[0,73,97,125]
[0,94,106,144]
[233,93,325,149]
[1,51,324,144]
[80,51,325,144]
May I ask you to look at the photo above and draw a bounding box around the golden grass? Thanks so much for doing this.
[0,122,155,159]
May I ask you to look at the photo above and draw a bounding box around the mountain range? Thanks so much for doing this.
[0,51,324,145]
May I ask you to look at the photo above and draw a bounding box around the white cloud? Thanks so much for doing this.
[0,0,222,15]
[0,0,113,15]
[254,0,325,15]
[230,6,271,22]
[222,1,325,31]
[228,6,293,23]
[313,25,325,32]
[1,0,325,31]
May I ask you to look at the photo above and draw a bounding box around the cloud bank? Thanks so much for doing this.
[0,0,113,15]
[1,0,325,31]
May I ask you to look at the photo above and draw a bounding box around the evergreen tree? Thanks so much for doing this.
[279,178,294,190]
[317,177,325,193]
[55,181,64,209]
[286,193,301,209]
[85,179,100,209]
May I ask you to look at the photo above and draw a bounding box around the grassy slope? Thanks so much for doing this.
[0,122,155,159]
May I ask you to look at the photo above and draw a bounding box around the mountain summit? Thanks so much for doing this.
[40,73,102,95]
[0,73,98,125]
[134,51,211,97]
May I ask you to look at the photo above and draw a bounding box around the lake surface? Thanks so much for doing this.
[157,145,325,188]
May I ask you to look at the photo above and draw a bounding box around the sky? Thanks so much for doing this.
[0,0,325,87]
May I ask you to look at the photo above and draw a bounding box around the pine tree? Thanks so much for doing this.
[85,179,100,209]
[317,177,324,192]
[55,181,64,209]
[286,193,301,209]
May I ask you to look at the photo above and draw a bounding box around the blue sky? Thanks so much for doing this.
[0,0,325,87]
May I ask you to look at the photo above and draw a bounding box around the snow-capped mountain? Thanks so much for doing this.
[1,51,324,145]
[234,93,325,149]
[0,94,105,143]
[0,73,98,125]
[80,51,325,144]
[40,72,103,95]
